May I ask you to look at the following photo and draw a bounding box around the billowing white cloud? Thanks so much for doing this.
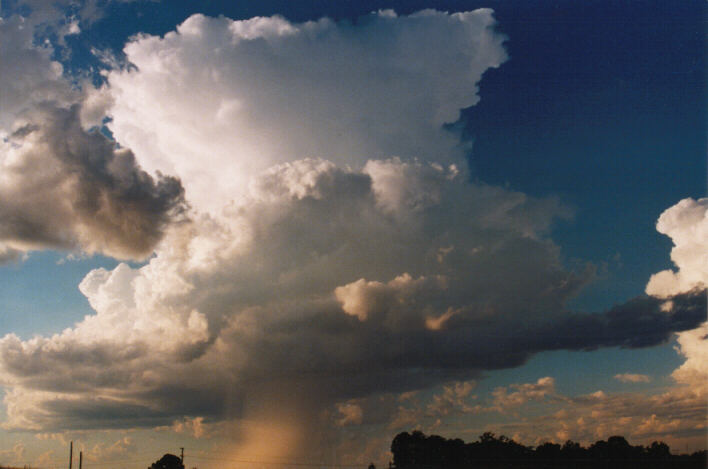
[646,198,708,297]
[671,322,708,389]
[103,10,507,213]
[643,197,707,435]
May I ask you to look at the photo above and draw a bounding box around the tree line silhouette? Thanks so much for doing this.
[6,432,705,469]
[390,430,707,469]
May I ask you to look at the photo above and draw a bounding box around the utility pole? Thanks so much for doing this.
[79,451,82,469]
[69,441,73,469]
[180,447,184,464]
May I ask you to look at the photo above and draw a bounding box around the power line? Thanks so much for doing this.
[188,454,369,468]
[9,449,372,469]
[80,459,152,466]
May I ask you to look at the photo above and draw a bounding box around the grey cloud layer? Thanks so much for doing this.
[522,289,706,352]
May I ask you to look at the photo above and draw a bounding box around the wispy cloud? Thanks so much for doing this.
[614,373,651,383]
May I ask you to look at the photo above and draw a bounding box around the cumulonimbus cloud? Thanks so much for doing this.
[0,7,705,461]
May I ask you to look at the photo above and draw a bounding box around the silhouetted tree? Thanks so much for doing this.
[648,441,671,459]
[536,442,561,468]
[389,430,707,469]
[148,454,184,469]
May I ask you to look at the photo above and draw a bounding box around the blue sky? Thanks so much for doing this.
[0,0,705,467]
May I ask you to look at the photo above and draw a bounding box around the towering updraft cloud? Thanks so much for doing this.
[103,9,507,212]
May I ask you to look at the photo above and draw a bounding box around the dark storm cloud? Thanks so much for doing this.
[0,103,186,260]
[41,397,174,431]
[531,289,707,351]
[220,290,707,402]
